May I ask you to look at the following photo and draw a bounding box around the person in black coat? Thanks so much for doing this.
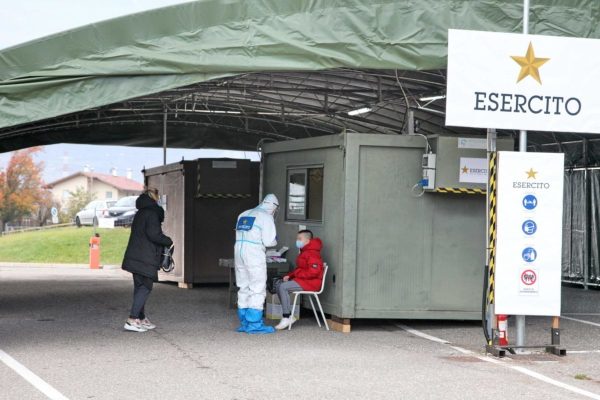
[122,188,172,332]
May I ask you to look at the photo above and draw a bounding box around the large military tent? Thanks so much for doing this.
[0,0,599,156]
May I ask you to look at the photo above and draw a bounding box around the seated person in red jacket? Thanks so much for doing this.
[274,230,324,330]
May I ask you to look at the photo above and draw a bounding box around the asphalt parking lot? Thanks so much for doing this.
[1,265,600,400]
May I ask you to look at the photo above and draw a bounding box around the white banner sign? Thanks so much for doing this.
[446,29,600,134]
[459,157,487,184]
[495,151,564,316]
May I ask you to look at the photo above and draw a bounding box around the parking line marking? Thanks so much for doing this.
[395,324,600,400]
[0,349,69,400]
[562,316,600,328]
[564,313,600,316]
[395,323,449,344]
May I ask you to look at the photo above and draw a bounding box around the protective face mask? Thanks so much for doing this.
[295,240,306,249]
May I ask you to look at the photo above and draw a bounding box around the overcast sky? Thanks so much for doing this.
[0,0,194,49]
[0,0,260,183]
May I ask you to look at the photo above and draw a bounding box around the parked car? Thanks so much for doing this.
[108,196,139,227]
[75,200,116,227]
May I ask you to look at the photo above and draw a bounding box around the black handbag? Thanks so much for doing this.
[160,245,175,273]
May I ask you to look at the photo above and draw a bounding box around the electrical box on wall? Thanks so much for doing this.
[421,153,436,190]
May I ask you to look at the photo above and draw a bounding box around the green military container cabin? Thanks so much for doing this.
[263,132,513,322]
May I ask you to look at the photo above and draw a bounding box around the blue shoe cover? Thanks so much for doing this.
[236,308,249,332]
[245,308,275,334]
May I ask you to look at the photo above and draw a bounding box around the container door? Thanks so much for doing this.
[354,146,429,315]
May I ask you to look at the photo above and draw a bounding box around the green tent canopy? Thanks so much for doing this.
[0,0,598,151]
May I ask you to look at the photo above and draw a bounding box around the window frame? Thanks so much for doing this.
[285,164,324,223]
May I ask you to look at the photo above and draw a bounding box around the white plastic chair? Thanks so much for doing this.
[289,263,329,330]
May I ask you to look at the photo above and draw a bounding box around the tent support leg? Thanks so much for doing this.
[163,107,168,166]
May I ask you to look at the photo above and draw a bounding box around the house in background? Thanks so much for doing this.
[46,172,144,206]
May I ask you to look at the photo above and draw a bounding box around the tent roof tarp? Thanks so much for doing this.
[0,0,599,151]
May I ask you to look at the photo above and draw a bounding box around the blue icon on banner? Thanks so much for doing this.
[522,247,537,262]
[523,195,538,210]
[522,220,537,235]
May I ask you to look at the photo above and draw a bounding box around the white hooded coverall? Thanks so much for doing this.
[234,194,278,310]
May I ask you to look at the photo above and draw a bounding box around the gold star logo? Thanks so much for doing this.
[526,168,538,179]
[461,166,469,174]
[511,42,550,84]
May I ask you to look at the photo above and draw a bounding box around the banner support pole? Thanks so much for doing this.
[515,0,531,355]
[485,129,497,341]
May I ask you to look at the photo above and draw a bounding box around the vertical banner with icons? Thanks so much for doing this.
[495,151,564,316]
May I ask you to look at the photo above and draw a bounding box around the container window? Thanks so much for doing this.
[287,170,307,220]
[286,167,324,222]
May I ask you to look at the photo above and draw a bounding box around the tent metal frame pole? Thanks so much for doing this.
[163,106,168,166]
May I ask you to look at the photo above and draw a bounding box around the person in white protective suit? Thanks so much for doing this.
[234,194,279,334]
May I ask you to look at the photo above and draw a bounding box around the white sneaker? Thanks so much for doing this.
[140,318,156,330]
[275,317,296,330]
[124,318,147,332]
[275,318,291,330]
[288,316,297,328]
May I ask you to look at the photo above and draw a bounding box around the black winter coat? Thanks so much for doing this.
[122,194,173,280]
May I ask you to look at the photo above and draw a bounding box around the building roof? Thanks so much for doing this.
[46,172,144,192]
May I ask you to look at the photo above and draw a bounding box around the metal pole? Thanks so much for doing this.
[583,139,590,290]
[519,0,530,153]
[486,128,497,340]
[259,152,264,202]
[91,176,96,235]
[519,0,530,154]
[516,0,530,353]
[519,132,527,152]
[522,0,530,35]
[163,107,168,166]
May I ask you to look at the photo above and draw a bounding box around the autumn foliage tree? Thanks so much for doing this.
[0,147,50,228]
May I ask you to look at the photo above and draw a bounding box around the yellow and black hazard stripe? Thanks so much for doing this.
[434,187,486,195]
[196,193,252,199]
[486,152,498,345]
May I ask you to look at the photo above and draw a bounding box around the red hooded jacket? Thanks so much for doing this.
[286,238,324,292]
